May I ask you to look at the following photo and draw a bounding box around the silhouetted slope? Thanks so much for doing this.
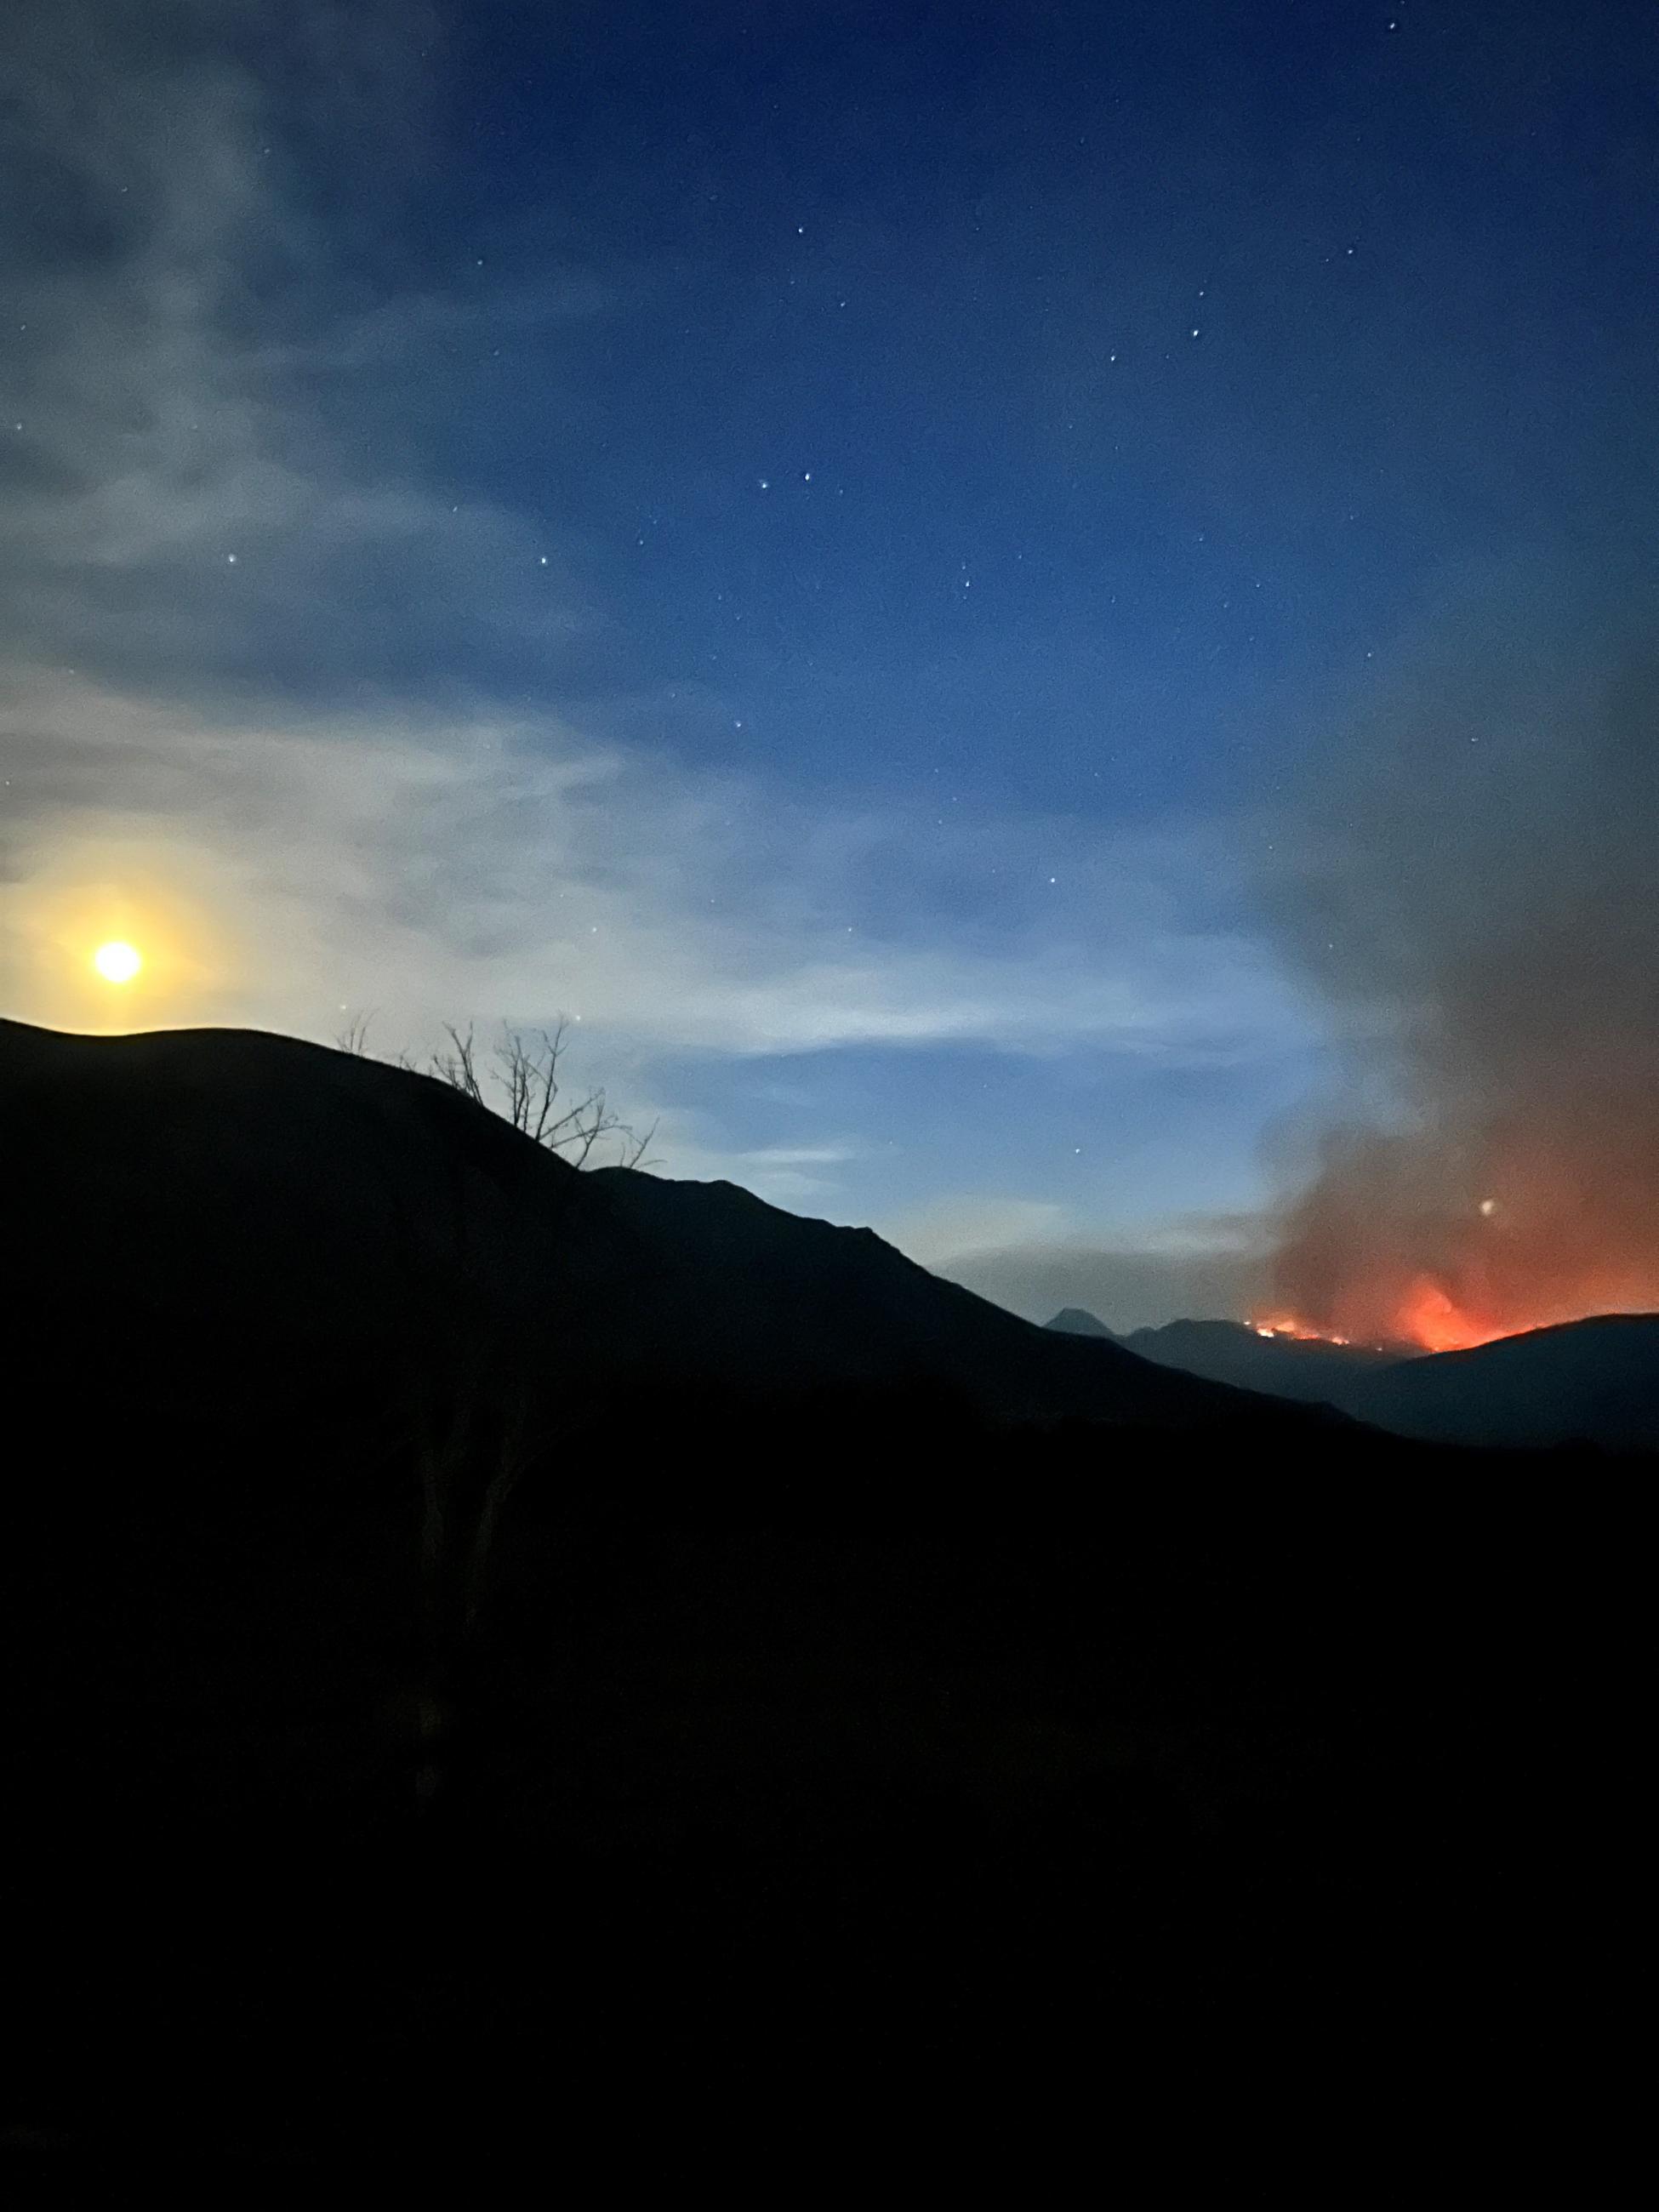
[1341,1314,1659,1450]
[1,1018,1327,1437]
[578,1166,1315,1427]
[1116,1317,1400,1404]
[1044,1305,1659,1449]
[13,1017,1645,1452]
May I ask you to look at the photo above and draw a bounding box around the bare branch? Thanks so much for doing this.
[493,1023,573,1143]
[335,1011,377,1056]
[620,1118,661,1172]
[413,1018,658,1170]
[430,1023,486,1107]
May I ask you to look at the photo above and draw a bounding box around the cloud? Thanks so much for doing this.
[2,667,1312,1074]
[618,1130,869,1207]
[891,1200,1271,1331]
[883,1198,1071,1271]
[0,1,598,692]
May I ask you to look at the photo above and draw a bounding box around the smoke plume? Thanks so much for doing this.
[1263,576,1659,1348]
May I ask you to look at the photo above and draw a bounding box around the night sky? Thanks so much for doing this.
[5,2,1655,1325]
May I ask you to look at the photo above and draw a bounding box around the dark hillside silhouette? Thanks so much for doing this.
[1046,1306,1659,1450]
[3,1019,1627,2166]
[1342,1311,1659,1449]
[1,1019,1331,1440]
[1054,1311,1407,1402]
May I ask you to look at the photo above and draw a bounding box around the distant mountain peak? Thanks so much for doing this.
[1045,1307,1115,1337]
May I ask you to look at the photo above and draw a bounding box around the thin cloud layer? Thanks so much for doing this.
[2,0,599,693]
[3,669,1308,1073]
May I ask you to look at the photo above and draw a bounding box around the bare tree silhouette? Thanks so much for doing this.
[335,1010,378,1057]
[336,1012,658,1170]
[430,1022,658,1168]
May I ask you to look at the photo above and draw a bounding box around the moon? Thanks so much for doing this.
[93,941,143,983]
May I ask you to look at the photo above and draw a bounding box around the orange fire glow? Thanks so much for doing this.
[1250,1313,1349,1345]
[1263,1109,1659,1359]
[1250,1279,1511,1355]
[1388,1277,1506,1354]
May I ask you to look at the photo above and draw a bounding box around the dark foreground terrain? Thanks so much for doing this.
[3,1023,1634,2171]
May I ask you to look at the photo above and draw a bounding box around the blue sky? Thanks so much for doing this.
[3,1,1652,1324]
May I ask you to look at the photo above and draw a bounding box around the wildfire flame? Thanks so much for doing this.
[1251,1279,1514,1355]
[1390,1278,1504,1354]
[1251,1314,1351,1346]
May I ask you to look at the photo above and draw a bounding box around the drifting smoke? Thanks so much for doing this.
[1263,578,1659,1349]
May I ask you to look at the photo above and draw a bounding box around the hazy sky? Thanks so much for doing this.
[4,2,1652,1325]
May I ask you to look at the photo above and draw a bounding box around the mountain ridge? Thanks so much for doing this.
[1045,1304,1659,1450]
[3,1018,1333,1444]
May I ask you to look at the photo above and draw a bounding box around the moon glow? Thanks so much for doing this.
[93,940,143,983]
